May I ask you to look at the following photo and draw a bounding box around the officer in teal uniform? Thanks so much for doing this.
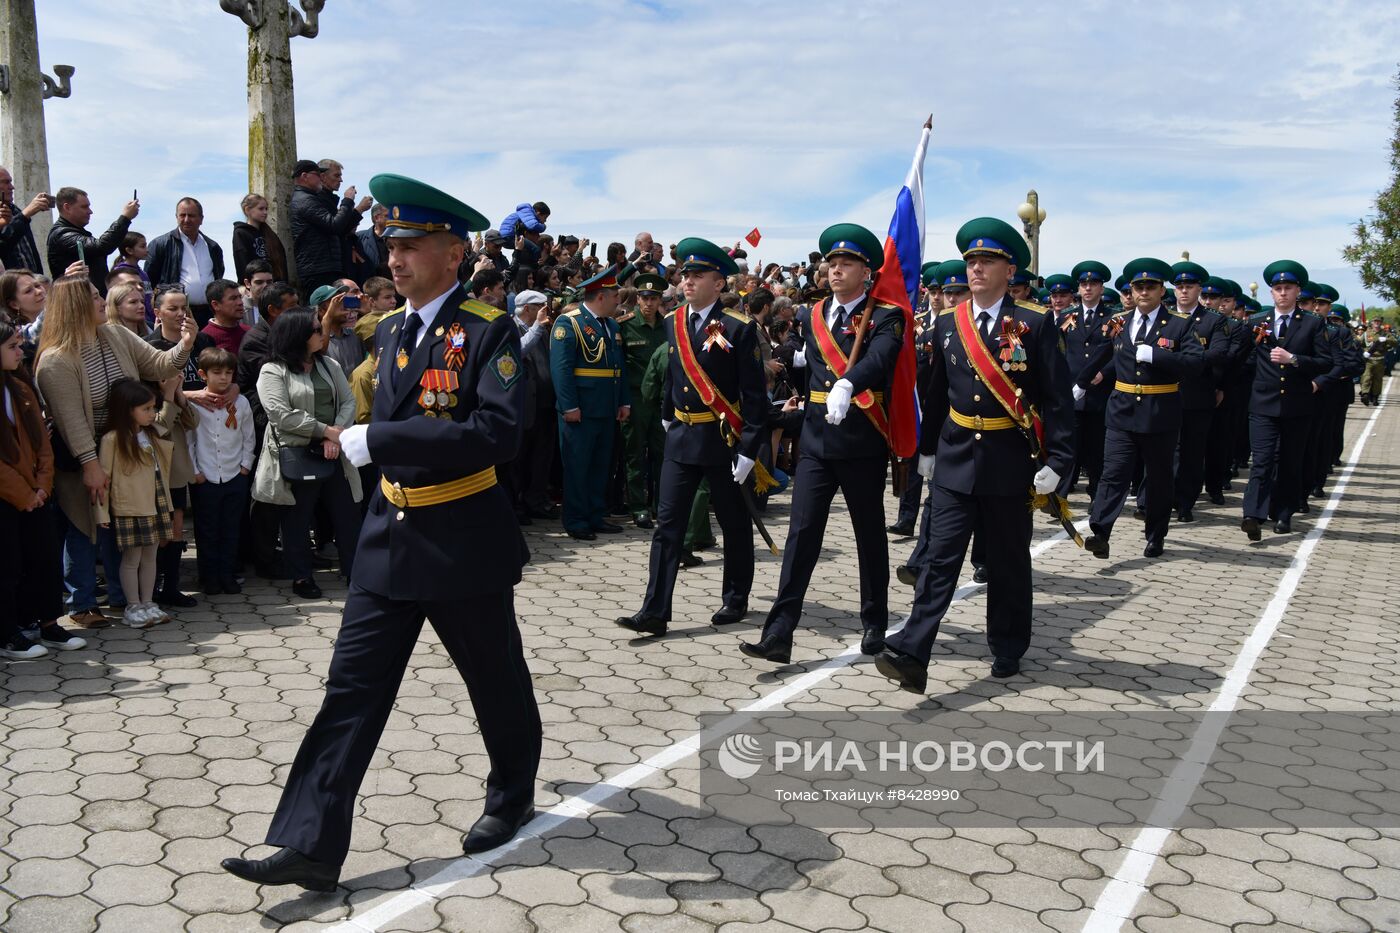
[222,174,541,891]
[551,267,631,540]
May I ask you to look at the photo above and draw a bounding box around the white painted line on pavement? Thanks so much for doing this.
[1083,382,1392,933]
[330,521,1081,930]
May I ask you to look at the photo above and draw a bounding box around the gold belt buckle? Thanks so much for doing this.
[385,482,408,508]
[972,414,984,430]
[1135,384,1145,395]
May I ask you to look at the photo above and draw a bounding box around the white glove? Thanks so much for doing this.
[792,348,807,368]
[340,424,372,467]
[824,378,853,425]
[661,419,673,433]
[733,454,755,485]
[1072,385,1087,402]
[917,454,935,479]
[1033,465,1060,495]
[1135,344,1153,363]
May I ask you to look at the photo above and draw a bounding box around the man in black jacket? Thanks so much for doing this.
[289,159,368,299]
[145,198,227,326]
[46,186,139,294]
[0,166,49,273]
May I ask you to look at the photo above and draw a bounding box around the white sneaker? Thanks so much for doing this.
[2,632,49,660]
[30,623,87,650]
[122,605,155,629]
[145,603,171,625]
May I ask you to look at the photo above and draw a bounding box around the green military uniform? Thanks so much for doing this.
[617,274,668,525]
[1360,326,1394,404]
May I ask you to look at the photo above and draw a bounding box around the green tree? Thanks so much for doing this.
[1344,65,1400,303]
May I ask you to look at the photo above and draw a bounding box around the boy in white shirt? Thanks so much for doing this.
[187,347,256,594]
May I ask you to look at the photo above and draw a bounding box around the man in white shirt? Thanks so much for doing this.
[145,197,225,327]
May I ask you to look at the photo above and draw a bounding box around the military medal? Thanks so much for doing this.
[703,320,732,352]
[444,323,467,371]
[998,316,1030,372]
[1157,337,1176,349]
[396,348,409,371]
[419,369,460,413]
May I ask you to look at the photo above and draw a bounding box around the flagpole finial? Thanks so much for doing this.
[924,114,933,130]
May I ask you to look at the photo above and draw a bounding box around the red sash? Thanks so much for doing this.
[952,300,1045,454]
[809,299,892,446]
[673,309,745,436]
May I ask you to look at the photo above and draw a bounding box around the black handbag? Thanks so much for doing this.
[277,435,337,482]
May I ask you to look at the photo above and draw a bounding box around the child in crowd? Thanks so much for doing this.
[111,232,154,325]
[0,322,84,659]
[95,379,175,629]
[186,348,255,594]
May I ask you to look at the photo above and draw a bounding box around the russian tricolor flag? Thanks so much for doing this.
[869,118,931,458]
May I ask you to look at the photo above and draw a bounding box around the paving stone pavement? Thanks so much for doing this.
[2,393,1398,932]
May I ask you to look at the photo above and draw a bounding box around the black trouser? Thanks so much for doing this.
[1173,411,1212,512]
[1327,393,1350,470]
[0,500,63,634]
[886,485,1031,665]
[1075,409,1106,499]
[517,409,556,514]
[641,458,751,619]
[907,490,985,573]
[1092,427,1176,546]
[1230,386,1252,468]
[265,584,540,865]
[279,470,362,582]
[191,474,249,585]
[1243,412,1308,522]
[762,455,888,642]
[896,458,923,525]
[1204,399,1235,495]
[1304,400,1332,491]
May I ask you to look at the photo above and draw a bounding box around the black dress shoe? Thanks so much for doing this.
[886,521,915,537]
[633,513,654,529]
[221,847,339,891]
[691,538,718,551]
[1208,491,1225,505]
[679,550,703,568]
[874,649,927,694]
[463,807,535,854]
[860,628,885,655]
[1143,541,1164,558]
[739,635,792,664]
[990,656,1021,678]
[594,521,624,534]
[1132,508,1147,522]
[201,579,224,596]
[616,613,667,636]
[1310,486,1325,498]
[567,529,597,541]
[292,579,322,599]
[1274,519,1292,534]
[895,564,917,587]
[155,590,199,608]
[1084,535,1110,559]
[972,565,988,584]
[1241,517,1262,541]
[1298,501,1311,514]
[711,604,748,625]
[1176,510,1194,523]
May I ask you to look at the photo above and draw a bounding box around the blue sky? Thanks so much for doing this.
[23,0,1400,305]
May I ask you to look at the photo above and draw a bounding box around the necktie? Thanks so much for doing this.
[832,305,847,334]
[690,309,702,335]
[392,312,423,390]
[1277,315,1289,341]
[1134,313,1150,345]
[977,310,992,339]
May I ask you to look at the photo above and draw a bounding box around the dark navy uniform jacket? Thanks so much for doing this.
[662,302,768,467]
[1222,315,1256,391]
[1245,309,1337,418]
[1173,304,1229,411]
[798,293,903,460]
[359,284,528,600]
[1080,307,1205,435]
[1058,303,1114,413]
[921,296,1074,497]
[1324,322,1365,401]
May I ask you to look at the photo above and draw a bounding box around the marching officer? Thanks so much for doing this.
[1306,288,1363,498]
[1080,258,1205,560]
[1058,260,1114,501]
[1241,260,1337,538]
[1167,261,1228,522]
[618,273,669,528]
[616,238,767,636]
[1203,277,1255,502]
[551,267,631,540]
[742,223,907,664]
[222,174,541,890]
[875,218,1073,692]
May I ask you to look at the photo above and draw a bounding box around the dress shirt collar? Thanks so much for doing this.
[404,285,457,332]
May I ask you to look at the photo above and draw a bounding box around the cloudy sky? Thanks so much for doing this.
[22,0,1400,305]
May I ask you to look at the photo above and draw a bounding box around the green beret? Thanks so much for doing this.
[1262,259,1308,287]
[1071,260,1112,283]
[820,223,883,268]
[675,237,739,277]
[1044,274,1076,294]
[369,173,489,238]
[955,217,1031,269]
[1170,261,1209,285]
[1122,258,1173,286]
[632,272,666,295]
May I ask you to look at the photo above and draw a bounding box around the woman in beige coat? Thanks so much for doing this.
[34,275,196,627]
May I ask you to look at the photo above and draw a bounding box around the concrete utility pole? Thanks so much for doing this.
[220,0,325,279]
[0,0,76,273]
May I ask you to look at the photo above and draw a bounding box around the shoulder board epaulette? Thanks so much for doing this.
[872,300,901,311]
[562,308,581,318]
[384,306,406,320]
[1248,310,1270,322]
[460,299,503,322]
[723,309,751,324]
[1170,310,1190,319]
[938,307,958,317]
[664,310,676,320]
[615,311,636,324]
[1013,299,1046,315]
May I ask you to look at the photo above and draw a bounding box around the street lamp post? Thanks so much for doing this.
[1249,282,1259,299]
[1016,190,1047,277]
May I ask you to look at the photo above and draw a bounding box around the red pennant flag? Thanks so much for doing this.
[744,227,762,248]
[1360,304,1367,325]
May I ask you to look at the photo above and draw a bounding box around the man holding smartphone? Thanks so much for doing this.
[46,186,139,293]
